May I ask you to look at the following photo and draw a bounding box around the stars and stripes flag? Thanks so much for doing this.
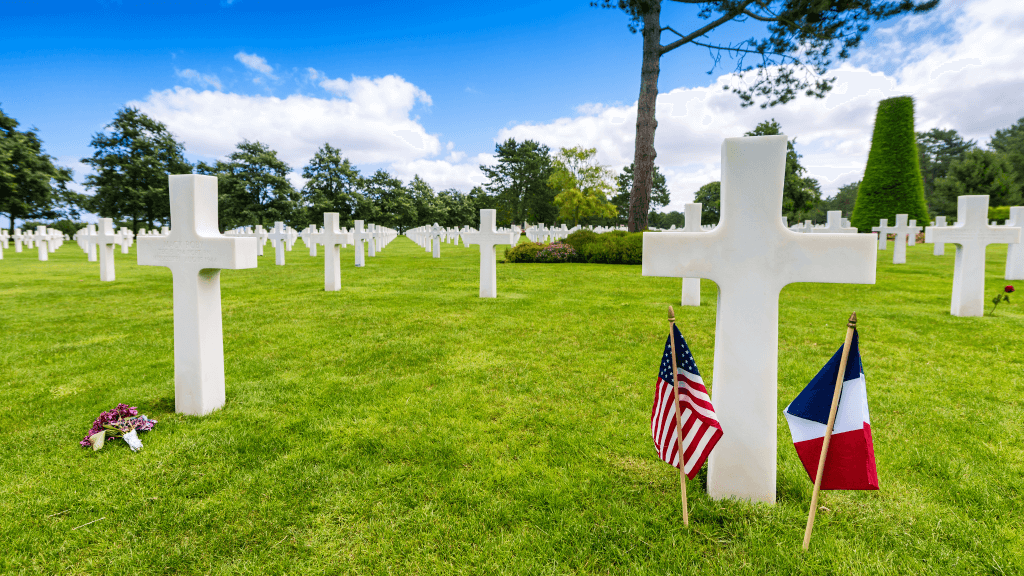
[651,324,723,479]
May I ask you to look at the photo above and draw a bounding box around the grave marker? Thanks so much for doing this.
[1005,207,1023,280]
[35,226,50,261]
[95,218,120,281]
[137,175,257,415]
[322,213,348,291]
[352,220,369,267]
[887,215,916,264]
[268,222,288,265]
[812,211,857,234]
[932,216,947,256]
[870,219,888,250]
[463,209,513,298]
[925,195,1021,316]
[642,136,876,503]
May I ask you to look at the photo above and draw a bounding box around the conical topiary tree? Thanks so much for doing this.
[851,96,930,232]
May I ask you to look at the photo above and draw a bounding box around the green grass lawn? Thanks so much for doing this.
[0,235,1021,575]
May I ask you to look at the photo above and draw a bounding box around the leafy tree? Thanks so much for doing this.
[81,107,191,231]
[989,117,1024,189]
[932,150,1022,216]
[595,0,939,232]
[917,128,976,213]
[694,181,721,225]
[409,175,445,226]
[744,119,821,220]
[851,96,930,231]
[549,146,618,226]
[301,143,363,228]
[809,180,859,222]
[198,140,299,229]
[1,107,78,231]
[649,210,684,229]
[614,162,669,224]
[363,169,416,232]
[480,139,556,226]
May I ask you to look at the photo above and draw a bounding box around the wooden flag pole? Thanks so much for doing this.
[667,305,689,527]
[802,312,858,550]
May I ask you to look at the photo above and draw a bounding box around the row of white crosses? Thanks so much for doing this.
[1,226,66,261]
[643,135,878,504]
[872,215,923,264]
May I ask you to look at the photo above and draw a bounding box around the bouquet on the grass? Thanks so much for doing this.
[80,403,157,452]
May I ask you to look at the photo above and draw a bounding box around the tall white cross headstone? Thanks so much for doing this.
[642,135,876,503]
[680,203,704,307]
[35,226,50,261]
[268,222,288,266]
[322,213,347,291]
[12,228,24,252]
[1005,207,1023,280]
[367,224,377,257]
[887,215,916,264]
[932,216,947,256]
[352,220,369,267]
[431,223,442,258]
[84,224,98,262]
[95,218,120,281]
[908,219,920,246]
[463,209,513,298]
[925,195,1020,316]
[137,175,257,415]
[871,219,888,250]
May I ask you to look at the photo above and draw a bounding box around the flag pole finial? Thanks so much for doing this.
[668,305,675,322]
[848,312,857,328]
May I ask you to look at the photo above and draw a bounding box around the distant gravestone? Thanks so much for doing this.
[119,228,134,254]
[95,218,120,281]
[463,209,513,298]
[367,224,377,257]
[137,175,257,415]
[84,225,98,262]
[322,213,347,291]
[35,226,50,261]
[932,216,947,256]
[871,219,889,250]
[887,215,916,264]
[642,135,876,503]
[680,203,704,307]
[812,211,857,234]
[12,228,24,253]
[268,222,288,266]
[431,223,442,258]
[1005,207,1024,280]
[925,195,1021,316]
[908,219,920,246]
[352,220,369,267]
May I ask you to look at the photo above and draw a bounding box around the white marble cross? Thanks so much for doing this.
[268,222,288,265]
[47,228,58,252]
[908,219,921,246]
[12,228,23,252]
[352,220,369,267]
[871,219,889,250]
[84,225,98,262]
[925,195,1020,316]
[887,215,916,264]
[302,225,318,257]
[812,211,857,234]
[119,227,133,254]
[680,203,704,306]
[137,175,257,415]
[1005,207,1023,280]
[642,135,876,503]
[34,226,51,260]
[463,209,513,298]
[367,224,378,257]
[322,213,347,291]
[0,229,8,249]
[95,218,120,281]
[932,216,948,256]
[431,223,442,258]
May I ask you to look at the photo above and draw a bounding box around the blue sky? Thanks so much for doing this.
[3,0,1022,227]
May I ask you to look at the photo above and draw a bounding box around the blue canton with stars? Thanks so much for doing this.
[660,324,701,383]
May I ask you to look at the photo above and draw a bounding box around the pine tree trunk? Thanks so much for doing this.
[628,1,661,233]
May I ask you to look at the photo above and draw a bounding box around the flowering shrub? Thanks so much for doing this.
[534,242,578,263]
[505,241,543,263]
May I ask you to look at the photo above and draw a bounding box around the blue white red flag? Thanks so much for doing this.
[784,330,879,490]
[651,325,722,479]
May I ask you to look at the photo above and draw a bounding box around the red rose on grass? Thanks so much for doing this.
[1006,285,1015,293]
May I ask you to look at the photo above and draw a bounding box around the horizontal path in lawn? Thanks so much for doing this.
[0,236,1021,575]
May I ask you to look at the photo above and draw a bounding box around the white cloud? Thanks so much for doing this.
[494,0,1024,211]
[174,68,222,90]
[234,51,276,78]
[130,73,441,176]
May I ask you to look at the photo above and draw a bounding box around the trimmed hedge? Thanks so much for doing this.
[989,206,1011,223]
[504,230,643,264]
[851,96,931,232]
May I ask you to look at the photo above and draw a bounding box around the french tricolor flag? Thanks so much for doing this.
[784,330,879,491]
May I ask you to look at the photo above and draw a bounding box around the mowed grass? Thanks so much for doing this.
[0,233,1021,576]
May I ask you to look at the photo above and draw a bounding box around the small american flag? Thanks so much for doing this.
[651,324,723,479]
